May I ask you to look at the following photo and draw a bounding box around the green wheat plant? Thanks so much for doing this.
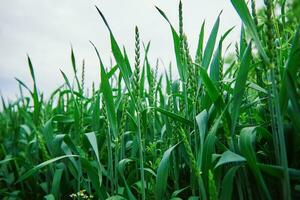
[0,0,300,199]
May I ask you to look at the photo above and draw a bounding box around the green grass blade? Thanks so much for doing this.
[44,194,55,200]
[117,159,137,200]
[27,56,40,125]
[99,58,118,138]
[50,168,64,199]
[15,78,33,95]
[85,132,100,163]
[89,41,118,137]
[240,127,271,200]
[280,25,300,113]
[230,0,269,64]
[198,66,220,102]
[95,7,134,101]
[209,40,222,84]
[230,42,252,133]
[220,166,240,200]
[215,150,246,169]
[258,163,300,180]
[153,107,193,126]
[202,14,220,70]
[156,144,178,200]
[81,157,107,199]
[195,21,205,61]
[17,155,79,182]
[0,155,14,165]
[70,48,81,91]
[155,6,187,81]
[196,109,208,150]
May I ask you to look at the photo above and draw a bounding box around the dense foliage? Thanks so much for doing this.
[1,0,300,199]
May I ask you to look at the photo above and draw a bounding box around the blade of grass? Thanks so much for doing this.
[17,155,79,182]
[156,144,178,200]
[202,13,221,70]
[230,0,269,64]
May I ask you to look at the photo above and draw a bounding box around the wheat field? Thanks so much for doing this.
[0,0,300,199]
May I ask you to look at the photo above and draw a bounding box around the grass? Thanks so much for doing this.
[1,0,300,199]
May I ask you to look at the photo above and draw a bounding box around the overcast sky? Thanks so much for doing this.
[0,0,246,100]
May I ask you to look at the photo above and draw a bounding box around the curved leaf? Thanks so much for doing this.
[220,166,240,200]
[18,155,78,182]
[215,150,246,169]
[240,127,271,200]
[156,144,178,200]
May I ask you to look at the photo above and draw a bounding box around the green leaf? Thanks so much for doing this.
[92,93,101,132]
[240,127,271,200]
[70,48,81,91]
[153,107,193,126]
[107,196,127,200]
[71,47,77,74]
[155,6,187,81]
[200,104,230,196]
[195,21,205,61]
[156,144,178,200]
[215,150,246,169]
[51,168,64,198]
[188,196,199,200]
[15,78,32,95]
[230,0,269,64]
[89,42,118,137]
[60,70,81,141]
[42,119,55,154]
[27,55,36,85]
[231,42,252,133]
[280,25,300,114]
[44,194,55,200]
[202,14,221,70]
[220,166,240,200]
[0,155,14,165]
[171,186,190,197]
[81,158,107,199]
[209,40,222,84]
[248,82,268,94]
[198,66,220,102]
[107,64,119,79]
[196,109,208,149]
[117,159,137,200]
[209,26,234,85]
[85,132,100,163]
[196,109,208,171]
[18,155,78,182]
[27,56,41,125]
[95,7,135,103]
[201,130,216,188]
[258,163,300,180]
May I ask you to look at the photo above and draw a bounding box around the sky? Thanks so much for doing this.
[0,0,244,100]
